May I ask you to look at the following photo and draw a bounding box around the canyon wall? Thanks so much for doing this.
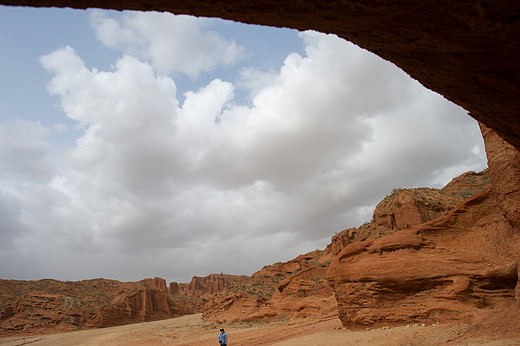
[2,0,520,333]
[172,273,249,299]
[0,274,246,336]
[203,170,491,323]
[0,277,175,335]
[327,126,520,332]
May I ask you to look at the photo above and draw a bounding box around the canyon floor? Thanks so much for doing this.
[1,314,518,346]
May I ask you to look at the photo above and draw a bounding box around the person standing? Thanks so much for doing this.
[218,328,228,346]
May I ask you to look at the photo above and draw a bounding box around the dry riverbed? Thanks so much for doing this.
[1,314,518,345]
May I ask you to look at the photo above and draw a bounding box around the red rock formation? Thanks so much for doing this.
[178,273,249,298]
[374,188,463,231]
[86,287,172,327]
[203,170,491,324]
[1,291,86,335]
[203,251,337,322]
[2,1,519,151]
[328,188,519,329]
[168,273,250,316]
[0,275,237,336]
[169,282,180,295]
[142,277,168,293]
[327,126,520,331]
[480,124,520,230]
[372,171,490,234]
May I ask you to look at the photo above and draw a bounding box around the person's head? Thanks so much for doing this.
[220,328,225,333]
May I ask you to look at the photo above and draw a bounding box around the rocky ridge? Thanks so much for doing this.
[203,127,518,335]
[202,168,491,323]
[0,274,247,336]
[327,125,520,333]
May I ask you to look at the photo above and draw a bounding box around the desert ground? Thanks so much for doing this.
[1,314,519,346]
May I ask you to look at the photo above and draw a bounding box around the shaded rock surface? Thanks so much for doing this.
[327,126,520,332]
[480,123,520,230]
[202,170,490,323]
[2,1,519,151]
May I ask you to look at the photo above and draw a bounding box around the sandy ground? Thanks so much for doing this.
[1,314,519,346]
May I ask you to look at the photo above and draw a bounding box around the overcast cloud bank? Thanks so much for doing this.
[0,11,486,283]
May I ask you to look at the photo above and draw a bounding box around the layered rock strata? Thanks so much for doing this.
[0,274,246,336]
[0,277,175,335]
[327,126,520,330]
[172,273,249,298]
[203,250,339,322]
[203,170,490,323]
[169,273,250,315]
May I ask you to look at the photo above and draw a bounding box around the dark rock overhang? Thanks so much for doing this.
[2,0,519,150]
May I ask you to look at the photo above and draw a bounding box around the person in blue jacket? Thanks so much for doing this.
[218,328,228,345]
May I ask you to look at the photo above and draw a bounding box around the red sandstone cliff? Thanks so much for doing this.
[327,126,520,334]
[202,170,490,323]
[169,273,249,315]
[203,250,336,322]
[0,277,177,335]
[172,273,249,298]
[0,274,246,336]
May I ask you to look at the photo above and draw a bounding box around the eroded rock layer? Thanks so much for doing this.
[202,251,337,322]
[203,169,491,323]
[0,274,246,336]
[173,273,249,299]
[0,277,175,335]
[327,126,520,331]
[169,273,249,314]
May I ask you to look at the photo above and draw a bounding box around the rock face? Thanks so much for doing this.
[86,286,172,328]
[169,274,250,315]
[2,1,520,151]
[0,275,245,336]
[203,171,490,323]
[327,126,520,331]
[203,251,337,322]
[480,123,520,230]
[0,277,177,335]
[173,273,249,298]
[372,172,489,233]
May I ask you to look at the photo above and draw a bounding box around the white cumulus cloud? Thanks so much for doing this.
[1,24,486,283]
[91,11,245,78]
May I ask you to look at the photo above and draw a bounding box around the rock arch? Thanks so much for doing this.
[2,0,520,150]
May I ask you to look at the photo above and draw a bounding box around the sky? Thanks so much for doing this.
[0,6,487,284]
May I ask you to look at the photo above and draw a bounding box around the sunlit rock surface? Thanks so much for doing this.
[327,126,520,331]
[203,169,491,324]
